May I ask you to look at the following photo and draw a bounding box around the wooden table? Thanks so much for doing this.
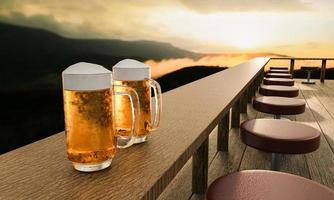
[0,58,270,200]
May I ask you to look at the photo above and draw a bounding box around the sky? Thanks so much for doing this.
[1,0,334,57]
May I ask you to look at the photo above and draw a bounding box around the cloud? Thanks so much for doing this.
[0,0,176,40]
[146,53,274,77]
[0,12,104,38]
[179,0,311,13]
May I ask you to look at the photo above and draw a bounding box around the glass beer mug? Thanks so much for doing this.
[113,59,162,146]
[62,62,139,172]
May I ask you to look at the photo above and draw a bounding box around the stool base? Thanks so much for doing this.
[302,80,316,84]
[271,153,280,171]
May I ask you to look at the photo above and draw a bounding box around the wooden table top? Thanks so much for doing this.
[0,58,270,200]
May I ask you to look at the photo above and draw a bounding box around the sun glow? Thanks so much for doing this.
[1,1,334,56]
[148,10,272,51]
[228,36,258,49]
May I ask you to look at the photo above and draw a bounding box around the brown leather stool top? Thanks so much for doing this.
[263,78,294,86]
[253,96,305,115]
[240,119,320,154]
[259,85,299,97]
[266,73,292,79]
[268,69,290,74]
[207,170,334,200]
[270,66,289,70]
[301,66,320,71]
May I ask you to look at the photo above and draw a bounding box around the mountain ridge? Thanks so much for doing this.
[0,22,201,90]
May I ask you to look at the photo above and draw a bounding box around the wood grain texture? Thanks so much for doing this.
[231,99,241,128]
[290,59,295,76]
[240,92,248,114]
[192,138,208,194]
[296,81,334,189]
[0,58,270,200]
[247,86,253,103]
[217,111,230,152]
[320,59,327,83]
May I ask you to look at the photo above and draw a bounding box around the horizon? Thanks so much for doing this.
[1,0,334,57]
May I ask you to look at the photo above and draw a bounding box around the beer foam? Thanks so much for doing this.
[113,59,150,81]
[62,62,112,90]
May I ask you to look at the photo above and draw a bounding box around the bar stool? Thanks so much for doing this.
[253,96,305,119]
[266,73,292,79]
[301,66,320,84]
[259,85,299,97]
[263,78,294,86]
[240,119,320,170]
[270,66,289,70]
[207,170,334,200]
[269,69,290,74]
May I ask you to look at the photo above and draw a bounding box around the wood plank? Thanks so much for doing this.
[320,59,327,83]
[240,92,248,114]
[231,99,240,128]
[0,58,270,200]
[301,82,334,152]
[290,59,295,76]
[296,81,334,189]
[311,81,334,119]
[192,139,209,194]
[217,111,230,152]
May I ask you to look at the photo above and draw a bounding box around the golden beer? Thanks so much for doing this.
[63,89,116,164]
[62,62,139,171]
[114,80,151,137]
[113,59,162,146]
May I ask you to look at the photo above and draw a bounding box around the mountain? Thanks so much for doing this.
[0,22,201,90]
[157,66,226,92]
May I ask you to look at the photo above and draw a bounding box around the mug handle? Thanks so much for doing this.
[114,85,140,149]
[146,78,162,131]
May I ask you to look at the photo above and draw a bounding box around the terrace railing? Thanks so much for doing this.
[0,58,269,199]
[270,57,334,82]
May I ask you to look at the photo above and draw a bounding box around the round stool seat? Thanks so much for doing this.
[207,170,334,200]
[269,69,290,74]
[266,73,292,79]
[253,96,305,115]
[240,119,320,154]
[259,85,299,97]
[270,66,289,70]
[301,66,320,71]
[263,78,294,86]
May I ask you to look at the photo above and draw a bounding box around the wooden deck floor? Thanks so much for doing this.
[158,79,334,200]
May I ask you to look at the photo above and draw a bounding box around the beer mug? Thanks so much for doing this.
[62,62,140,172]
[113,59,162,146]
